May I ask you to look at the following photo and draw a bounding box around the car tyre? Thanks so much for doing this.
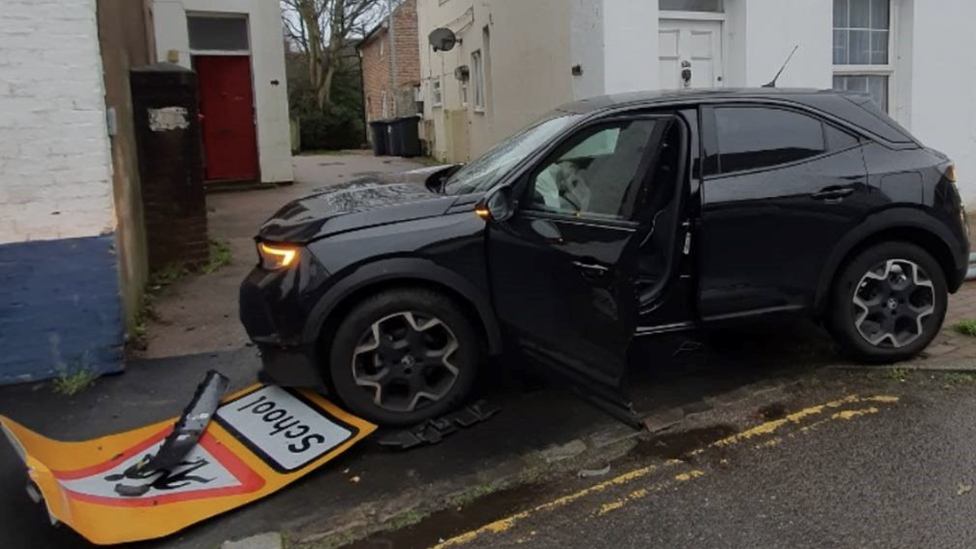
[830,241,947,363]
[328,288,480,426]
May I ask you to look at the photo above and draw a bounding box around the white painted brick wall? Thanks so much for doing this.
[0,0,114,245]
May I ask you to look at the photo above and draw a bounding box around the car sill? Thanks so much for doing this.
[634,321,697,337]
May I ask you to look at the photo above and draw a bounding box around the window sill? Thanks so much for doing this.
[657,10,725,21]
[833,65,893,74]
[473,108,486,114]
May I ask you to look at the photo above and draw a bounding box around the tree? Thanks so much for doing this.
[281,0,387,109]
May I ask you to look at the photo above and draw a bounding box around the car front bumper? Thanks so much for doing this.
[254,343,324,387]
[240,257,330,388]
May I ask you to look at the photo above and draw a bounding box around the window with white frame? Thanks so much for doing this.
[832,0,891,112]
[187,15,250,52]
[659,0,723,12]
[431,77,443,107]
[471,50,485,111]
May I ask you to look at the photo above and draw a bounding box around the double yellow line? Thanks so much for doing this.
[429,394,900,549]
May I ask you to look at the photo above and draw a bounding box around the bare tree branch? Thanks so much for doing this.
[282,0,385,108]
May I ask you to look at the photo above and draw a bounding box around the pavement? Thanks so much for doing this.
[136,152,427,360]
[912,280,976,364]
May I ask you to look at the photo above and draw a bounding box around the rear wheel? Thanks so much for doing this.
[328,289,480,426]
[830,242,947,363]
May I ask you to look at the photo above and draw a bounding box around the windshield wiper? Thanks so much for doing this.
[428,165,463,195]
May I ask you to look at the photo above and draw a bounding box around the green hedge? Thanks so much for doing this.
[299,106,364,151]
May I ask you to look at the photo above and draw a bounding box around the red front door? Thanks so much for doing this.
[195,56,259,182]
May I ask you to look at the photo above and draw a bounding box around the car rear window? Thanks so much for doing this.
[846,95,916,144]
[803,93,916,145]
[711,106,861,175]
[714,107,826,173]
[825,123,860,151]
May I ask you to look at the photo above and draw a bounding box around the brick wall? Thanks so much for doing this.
[360,0,421,122]
[131,65,210,271]
[393,0,421,89]
[0,0,115,244]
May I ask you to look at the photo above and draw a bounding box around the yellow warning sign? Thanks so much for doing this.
[0,385,376,546]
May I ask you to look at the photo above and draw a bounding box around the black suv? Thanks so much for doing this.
[241,89,969,426]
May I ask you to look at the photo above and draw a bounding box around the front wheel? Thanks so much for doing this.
[830,241,948,363]
[328,289,480,426]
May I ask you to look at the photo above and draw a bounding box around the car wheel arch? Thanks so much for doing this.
[814,207,961,317]
[303,258,503,361]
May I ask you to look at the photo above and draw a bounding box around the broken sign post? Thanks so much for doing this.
[0,382,375,546]
[116,370,230,497]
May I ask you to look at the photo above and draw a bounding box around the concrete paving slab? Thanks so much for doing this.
[641,408,685,433]
[220,532,281,549]
[540,439,588,463]
[587,423,643,449]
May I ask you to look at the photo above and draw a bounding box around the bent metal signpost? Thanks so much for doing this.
[0,385,375,545]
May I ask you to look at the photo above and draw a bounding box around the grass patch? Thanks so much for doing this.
[129,295,158,345]
[383,508,431,534]
[202,239,232,274]
[53,360,96,396]
[887,367,911,382]
[954,320,976,337]
[944,372,976,388]
[149,262,190,289]
[147,239,232,290]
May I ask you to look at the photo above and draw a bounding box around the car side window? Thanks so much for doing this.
[528,120,657,221]
[714,107,828,174]
[825,123,860,151]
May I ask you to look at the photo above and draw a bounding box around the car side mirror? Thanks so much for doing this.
[476,187,515,222]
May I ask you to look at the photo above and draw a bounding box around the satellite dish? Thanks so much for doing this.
[429,28,457,52]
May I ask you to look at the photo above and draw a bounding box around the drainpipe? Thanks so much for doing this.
[387,0,398,116]
[357,49,368,146]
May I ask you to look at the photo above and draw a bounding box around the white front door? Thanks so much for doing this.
[659,19,724,90]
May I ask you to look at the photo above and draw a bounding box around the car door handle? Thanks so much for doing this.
[811,187,855,200]
[572,260,611,277]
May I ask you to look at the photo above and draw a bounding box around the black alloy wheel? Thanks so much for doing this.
[830,242,947,363]
[328,289,480,426]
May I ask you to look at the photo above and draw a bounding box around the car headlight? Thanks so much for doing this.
[258,243,300,270]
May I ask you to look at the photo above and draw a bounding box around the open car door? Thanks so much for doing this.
[486,114,678,425]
